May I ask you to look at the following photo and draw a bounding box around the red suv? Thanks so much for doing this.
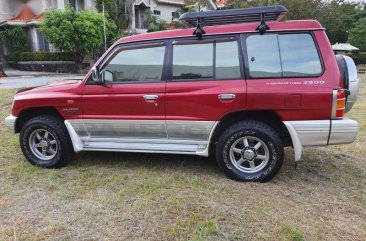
[5,6,360,182]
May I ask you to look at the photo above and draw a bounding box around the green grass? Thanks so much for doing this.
[0,75,365,240]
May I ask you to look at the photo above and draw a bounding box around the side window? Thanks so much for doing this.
[102,46,165,83]
[172,40,241,81]
[173,43,214,80]
[278,34,322,77]
[246,35,282,78]
[246,33,322,78]
[216,41,241,79]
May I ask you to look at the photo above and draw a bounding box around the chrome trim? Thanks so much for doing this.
[143,95,159,101]
[331,89,338,119]
[218,94,236,100]
[328,119,358,145]
[4,115,17,133]
[166,120,216,141]
[68,119,167,139]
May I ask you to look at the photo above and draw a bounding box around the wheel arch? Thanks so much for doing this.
[15,107,64,133]
[210,110,292,149]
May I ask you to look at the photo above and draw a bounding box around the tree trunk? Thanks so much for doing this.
[0,61,6,78]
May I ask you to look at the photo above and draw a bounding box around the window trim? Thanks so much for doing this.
[168,35,245,82]
[86,41,167,85]
[242,31,325,80]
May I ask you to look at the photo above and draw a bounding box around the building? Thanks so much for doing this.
[0,0,217,54]
[0,0,95,54]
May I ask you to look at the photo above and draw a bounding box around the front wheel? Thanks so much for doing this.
[216,121,284,182]
[20,115,74,168]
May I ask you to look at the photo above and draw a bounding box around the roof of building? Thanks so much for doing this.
[0,4,44,27]
[10,5,36,21]
[117,20,324,44]
[332,43,359,52]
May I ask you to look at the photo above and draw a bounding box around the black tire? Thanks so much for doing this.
[19,115,74,168]
[216,121,284,182]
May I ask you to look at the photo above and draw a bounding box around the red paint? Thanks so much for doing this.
[11,20,342,123]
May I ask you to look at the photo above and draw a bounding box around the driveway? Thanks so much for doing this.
[0,67,85,89]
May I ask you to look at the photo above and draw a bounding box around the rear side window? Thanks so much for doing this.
[246,33,322,78]
[172,40,241,80]
[173,43,214,80]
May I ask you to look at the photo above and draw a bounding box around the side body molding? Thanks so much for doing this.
[64,119,220,156]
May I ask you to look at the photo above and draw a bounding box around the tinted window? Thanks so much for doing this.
[246,33,322,78]
[278,34,322,77]
[216,41,241,79]
[173,43,213,80]
[247,35,282,78]
[103,46,165,83]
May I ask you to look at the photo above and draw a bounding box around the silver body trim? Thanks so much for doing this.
[64,120,219,156]
[5,115,17,133]
[328,119,358,145]
[284,119,358,161]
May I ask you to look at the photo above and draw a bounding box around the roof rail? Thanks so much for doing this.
[179,5,288,38]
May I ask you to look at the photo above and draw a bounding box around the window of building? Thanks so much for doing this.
[246,33,322,78]
[102,46,165,83]
[172,11,180,19]
[153,10,161,16]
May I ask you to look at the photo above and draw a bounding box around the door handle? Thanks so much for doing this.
[218,94,236,100]
[143,95,159,101]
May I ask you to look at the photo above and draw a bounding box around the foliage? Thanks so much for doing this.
[348,52,366,65]
[40,8,117,65]
[348,17,366,52]
[0,26,30,53]
[225,0,366,44]
[147,12,170,32]
[7,52,73,62]
[95,0,128,30]
[185,0,212,11]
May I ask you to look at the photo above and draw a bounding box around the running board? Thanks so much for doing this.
[83,141,204,155]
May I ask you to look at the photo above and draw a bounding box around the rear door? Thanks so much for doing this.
[165,36,246,141]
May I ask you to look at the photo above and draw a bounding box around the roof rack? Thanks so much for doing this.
[179,5,288,38]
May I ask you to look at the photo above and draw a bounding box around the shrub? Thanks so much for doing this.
[7,52,74,62]
[347,52,366,65]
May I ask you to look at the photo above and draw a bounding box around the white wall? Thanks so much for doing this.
[153,3,181,23]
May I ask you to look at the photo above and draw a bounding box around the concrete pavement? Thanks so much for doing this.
[0,67,85,89]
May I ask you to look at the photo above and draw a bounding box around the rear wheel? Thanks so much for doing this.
[216,121,284,182]
[20,115,74,168]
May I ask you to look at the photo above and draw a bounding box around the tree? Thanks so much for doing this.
[225,0,363,44]
[40,8,116,67]
[0,26,30,53]
[348,17,366,51]
[146,11,170,32]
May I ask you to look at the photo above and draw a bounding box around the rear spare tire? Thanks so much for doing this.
[336,55,360,112]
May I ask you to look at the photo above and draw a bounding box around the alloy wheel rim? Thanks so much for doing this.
[29,129,58,161]
[229,136,270,174]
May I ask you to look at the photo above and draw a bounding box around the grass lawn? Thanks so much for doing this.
[0,75,365,241]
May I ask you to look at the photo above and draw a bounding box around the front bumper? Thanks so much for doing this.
[4,115,17,133]
[284,119,358,161]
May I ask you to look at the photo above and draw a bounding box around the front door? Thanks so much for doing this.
[81,43,167,140]
[165,36,246,142]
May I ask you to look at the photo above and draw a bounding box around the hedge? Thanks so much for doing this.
[7,52,74,62]
[347,52,366,65]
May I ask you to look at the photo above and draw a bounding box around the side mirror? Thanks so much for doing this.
[101,70,114,82]
[91,66,102,83]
